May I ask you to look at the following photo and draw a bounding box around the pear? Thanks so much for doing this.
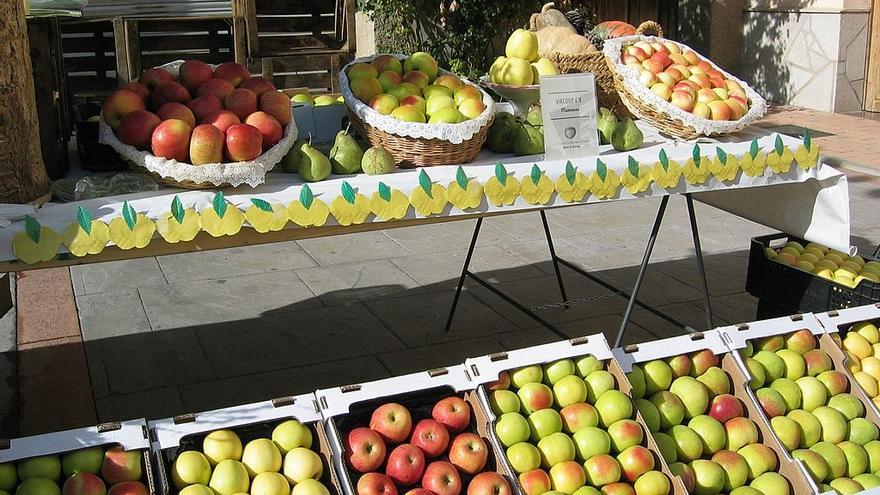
[361,147,396,175]
[298,141,332,182]
[512,121,544,156]
[499,58,534,85]
[611,117,643,152]
[329,128,363,175]
[282,139,307,173]
[597,108,618,145]
[487,112,517,153]
[490,56,507,83]
[526,106,543,127]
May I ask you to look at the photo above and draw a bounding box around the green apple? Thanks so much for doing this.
[711,449,749,491]
[756,387,787,417]
[499,57,534,85]
[505,29,539,61]
[666,355,692,379]
[776,349,806,380]
[606,419,643,454]
[544,359,576,385]
[529,409,563,442]
[272,419,312,453]
[507,442,542,474]
[425,96,455,117]
[572,487,600,495]
[738,444,777,480]
[740,341,755,358]
[867,439,880,472]
[633,470,670,495]
[817,370,850,396]
[422,84,453,100]
[537,432,576,468]
[496,412,530,447]
[829,477,864,495]
[848,417,880,445]
[14,478,60,495]
[649,391,685,429]
[729,486,762,495]
[813,406,848,443]
[17,456,61,481]
[670,376,709,418]
[428,107,465,124]
[575,356,603,378]
[560,403,599,433]
[754,351,785,382]
[688,415,726,455]
[585,371,615,403]
[0,464,15,491]
[724,417,758,451]
[839,441,869,477]
[583,454,621,487]
[512,365,543,388]
[795,376,827,412]
[690,459,725,495]
[554,375,588,408]
[744,358,766,390]
[491,390,521,415]
[828,393,865,420]
[787,409,821,448]
[853,473,880,489]
[749,472,789,495]
[668,425,703,462]
[769,378,802,411]
[572,427,611,461]
[627,366,646,400]
[770,416,801,451]
[634,399,660,433]
[549,461,586,494]
[642,360,673,396]
[792,449,829,483]
[61,447,103,476]
[519,382,554,414]
[810,441,848,480]
[696,367,730,397]
[652,432,677,464]
[594,390,632,428]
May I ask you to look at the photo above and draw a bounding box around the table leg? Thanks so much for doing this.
[444,218,483,333]
[540,210,570,309]
[686,194,714,330]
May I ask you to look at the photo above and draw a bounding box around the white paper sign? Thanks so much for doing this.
[540,73,600,160]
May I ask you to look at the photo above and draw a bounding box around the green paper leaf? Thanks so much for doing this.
[418,169,433,199]
[251,198,273,212]
[171,196,184,224]
[494,162,507,186]
[530,164,541,185]
[341,181,356,204]
[596,159,607,182]
[716,147,727,165]
[378,182,391,202]
[122,201,137,230]
[750,139,759,159]
[456,166,469,190]
[76,207,92,235]
[774,135,784,155]
[692,144,701,167]
[627,156,639,177]
[803,128,812,151]
[565,161,576,185]
[24,215,40,243]
[659,149,669,171]
[300,184,314,210]
[212,191,227,219]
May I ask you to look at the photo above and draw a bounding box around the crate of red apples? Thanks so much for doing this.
[99,60,297,188]
[316,365,514,495]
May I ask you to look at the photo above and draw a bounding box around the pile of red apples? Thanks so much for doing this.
[102,60,292,165]
[620,40,750,122]
[345,397,511,495]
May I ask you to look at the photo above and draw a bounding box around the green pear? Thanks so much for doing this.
[512,121,544,156]
[487,112,517,153]
[282,139,307,173]
[526,106,543,127]
[611,117,643,152]
[298,142,332,182]
[329,128,363,175]
[597,108,618,145]
[361,146,396,175]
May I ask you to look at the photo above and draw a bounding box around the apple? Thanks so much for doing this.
[203,110,240,133]
[770,378,802,411]
[403,70,430,89]
[691,102,711,119]
[152,81,191,109]
[197,78,235,100]
[453,85,481,105]
[575,356,603,378]
[433,397,471,433]
[467,472,511,495]
[240,76,276,98]
[641,59,663,75]
[649,391,685,429]
[633,471,669,495]
[669,64,692,79]
[389,82,421,101]
[496,413,530,448]
[101,447,141,485]
[411,419,450,458]
[107,481,149,495]
[749,472,789,495]
[600,483,634,495]
[595,390,632,428]
[573,427,613,465]
[738,443,777,479]
[838,440,869,477]
[189,124,225,165]
[404,52,439,81]
[634,399,660,433]
[554,375,588,408]
[616,445,653,483]
[405,489,434,495]
[398,95,426,115]
[549,460,585,494]
[622,54,642,67]
[770,415,801,450]
[655,72,675,87]
[357,472,397,495]
[529,409,563,442]
[625,46,648,62]
[244,111,282,150]
[422,461,461,495]
[157,102,196,128]
[518,383,554,414]
[224,123,262,161]
[491,390,520,415]
[448,433,487,475]
[668,425,703,462]
[710,450,749,491]
[661,69,681,84]
[372,55,403,74]
[506,442,541,474]
[62,472,106,495]
[652,432,676,464]
[224,88,258,120]
[186,95,223,123]
[756,388,787,418]
[537,432,575,468]
[178,60,213,93]
[724,417,758,451]
[754,351,785,382]
[352,77,384,104]
[151,118,192,162]
[607,419,643,454]
[690,460,724,495]
[668,462,694,493]
[776,350,806,380]
[627,366,646,400]
[828,393,864,420]
[370,404,413,445]
[519,469,551,495]
[670,376,709,419]
[138,68,175,91]
[560,403,598,433]
[848,417,879,445]
[791,449,829,483]
[649,83,671,101]
[378,71,403,92]
[120,82,150,103]
[688,415,726,454]
[390,105,426,123]
[666,356,692,378]
[585,371,615,403]
[813,406,848,443]
[259,90,293,126]
[639,70,658,87]
[795,376,827,412]
[103,90,146,130]
[787,409,821,448]
[386,444,426,486]
[696,88,717,104]
[811,441,847,480]
[213,62,251,87]
[642,361,672,396]
[117,110,161,149]
[708,395,743,423]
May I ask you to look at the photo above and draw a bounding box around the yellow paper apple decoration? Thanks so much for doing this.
[709,147,740,182]
[555,161,590,202]
[588,159,620,199]
[740,140,767,177]
[683,145,711,185]
[794,130,819,170]
[13,216,63,264]
[288,185,330,227]
[246,199,289,233]
[202,191,245,237]
[620,157,652,194]
[330,182,371,225]
[108,202,156,250]
[62,207,110,257]
[485,163,521,206]
[521,165,554,205]
[371,182,410,221]
[410,170,448,216]
[157,196,201,243]
[766,135,795,174]
[651,150,682,188]
[446,167,484,210]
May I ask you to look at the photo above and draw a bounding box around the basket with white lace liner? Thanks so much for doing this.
[99,60,297,189]
[603,36,767,140]
[339,54,495,168]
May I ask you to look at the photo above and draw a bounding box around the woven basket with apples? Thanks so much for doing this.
[602,36,767,140]
[339,53,495,167]
[99,60,298,189]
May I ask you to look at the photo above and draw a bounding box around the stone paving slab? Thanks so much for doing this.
[76,289,151,341]
[297,231,411,266]
[380,220,511,255]
[388,245,548,289]
[70,258,166,296]
[158,242,318,284]
[378,337,504,375]
[96,386,185,422]
[295,259,421,306]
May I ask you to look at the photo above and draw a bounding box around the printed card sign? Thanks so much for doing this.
[539,73,599,161]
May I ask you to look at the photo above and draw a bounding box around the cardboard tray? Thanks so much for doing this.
[315,365,512,495]
[149,393,341,495]
[464,334,688,495]
[612,330,815,495]
[718,313,880,494]
[0,419,156,494]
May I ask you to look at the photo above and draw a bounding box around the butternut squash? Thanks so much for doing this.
[529,2,575,31]
[536,26,595,57]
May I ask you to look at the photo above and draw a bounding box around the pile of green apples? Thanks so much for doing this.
[488,355,673,495]
[742,330,880,494]
[169,419,332,495]
[766,240,880,289]
[627,351,789,495]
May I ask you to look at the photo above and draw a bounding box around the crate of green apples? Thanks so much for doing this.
[816,304,880,413]
[0,419,155,495]
[150,393,340,495]
[613,330,814,495]
[316,365,514,495]
[465,334,686,495]
[721,314,880,495]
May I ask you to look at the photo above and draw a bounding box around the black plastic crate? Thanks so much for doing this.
[746,233,880,315]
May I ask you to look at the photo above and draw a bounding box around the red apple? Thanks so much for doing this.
[107,481,149,495]
[411,419,450,458]
[518,469,551,495]
[121,82,150,103]
[152,81,191,110]
[690,350,720,376]
[346,427,387,473]
[433,397,471,433]
[139,67,174,90]
[213,62,251,87]
[467,472,511,495]
[189,124,225,165]
[150,118,192,162]
[240,76,277,97]
[358,473,398,495]
[259,90,293,126]
[650,51,672,69]
[617,445,654,482]
[386,444,426,486]
[203,110,240,133]
[224,123,262,161]
[101,446,143,485]
[62,472,106,495]
[725,98,746,120]
[224,88,258,120]
[156,102,196,128]
[641,59,664,75]
[708,394,743,423]
[405,490,433,495]
[244,111,282,150]
[422,461,462,495]
[179,59,214,93]
[371,403,413,444]
[688,74,712,90]
[625,46,648,62]
[488,371,510,391]
[448,433,487,475]
[103,90,146,130]
[117,110,161,150]
[187,95,223,123]
[196,78,235,100]
[707,100,732,121]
